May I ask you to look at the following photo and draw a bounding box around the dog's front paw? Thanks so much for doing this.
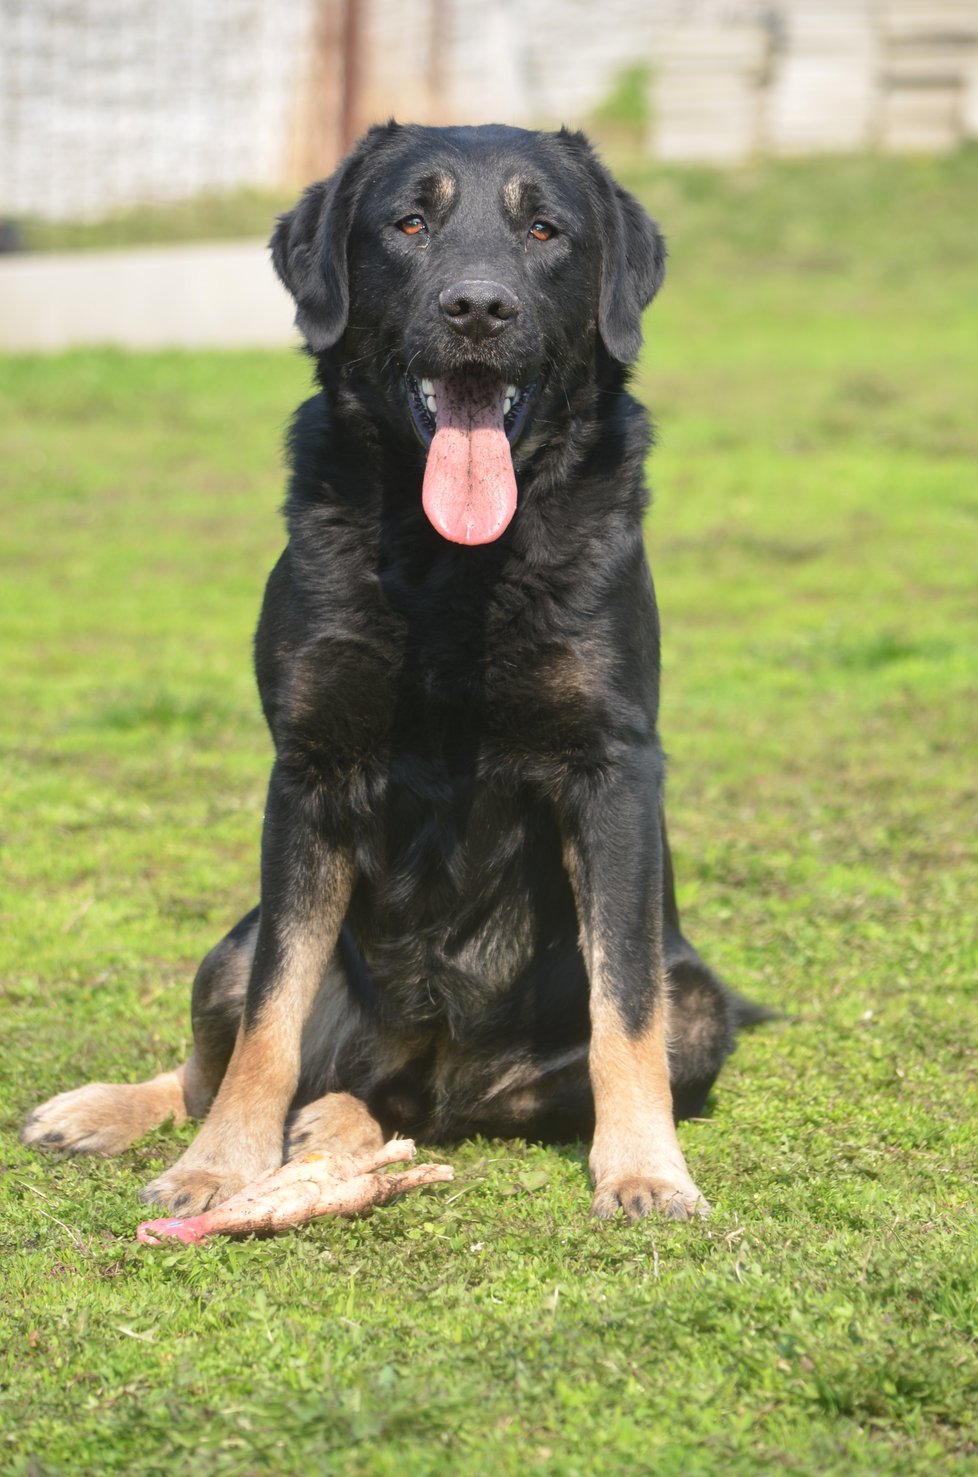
[589,1121,711,1224]
[589,1126,711,1223]
[140,1165,248,1216]
[22,1084,148,1156]
[591,1171,710,1223]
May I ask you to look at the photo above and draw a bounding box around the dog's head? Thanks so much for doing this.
[271,123,665,545]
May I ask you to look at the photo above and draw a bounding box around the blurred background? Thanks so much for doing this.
[2,0,978,345]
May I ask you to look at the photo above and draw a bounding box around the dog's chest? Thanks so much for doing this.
[282,596,617,788]
[347,769,575,1026]
[283,605,596,1002]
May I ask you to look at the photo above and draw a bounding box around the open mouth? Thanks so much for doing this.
[407,375,534,448]
[405,370,536,546]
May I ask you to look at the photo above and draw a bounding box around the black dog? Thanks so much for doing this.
[24,123,765,1221]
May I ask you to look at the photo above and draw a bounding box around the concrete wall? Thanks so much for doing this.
[0,240,298,350]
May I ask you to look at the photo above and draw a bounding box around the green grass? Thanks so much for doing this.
[2,151,977,1475]
[587,65,652,154]
[14,187,298,254]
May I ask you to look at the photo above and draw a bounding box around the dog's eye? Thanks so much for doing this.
[528,221,555,242]
[398,215,427,236]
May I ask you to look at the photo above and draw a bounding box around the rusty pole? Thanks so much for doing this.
[340,0,364,152]
[428,0,447,122]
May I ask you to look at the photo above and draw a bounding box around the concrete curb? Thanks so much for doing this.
[0,239,299,351]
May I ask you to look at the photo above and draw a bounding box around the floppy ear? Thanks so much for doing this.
[554,129,666,365]
[271,121,404,352]
[598,183,666,364]
[270,170,355,353]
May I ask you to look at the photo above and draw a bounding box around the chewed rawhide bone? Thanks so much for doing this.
[136,1139,453,1245]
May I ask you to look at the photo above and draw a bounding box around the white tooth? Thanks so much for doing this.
[421,378,434,395]
[426,395,437,414]
[505,384,516,399]
[503,398,512,415]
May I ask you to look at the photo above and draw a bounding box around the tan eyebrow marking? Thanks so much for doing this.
[424,172,457,209]
[503,176,532,217]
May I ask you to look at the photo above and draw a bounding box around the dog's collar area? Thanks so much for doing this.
[406,372,534,449]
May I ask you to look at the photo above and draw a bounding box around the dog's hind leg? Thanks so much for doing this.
[21,907,261,1157]
[187,906,260,1098]
[665,951,740,1119]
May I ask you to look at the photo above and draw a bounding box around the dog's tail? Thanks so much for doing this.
[728,989,783,1029]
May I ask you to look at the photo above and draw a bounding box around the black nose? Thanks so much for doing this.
[439,279,519,340]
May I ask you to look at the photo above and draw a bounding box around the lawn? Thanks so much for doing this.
[1,151,976,1475]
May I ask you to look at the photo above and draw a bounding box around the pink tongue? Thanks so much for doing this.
[422,373,517,544]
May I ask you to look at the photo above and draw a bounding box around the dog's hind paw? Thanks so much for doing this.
[590,1173,710,1224]
[22,1083,156,1157]
[285,1092,385,1161]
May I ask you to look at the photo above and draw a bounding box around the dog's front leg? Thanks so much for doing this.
[142,766,354,1215]
[560,750,709,1222]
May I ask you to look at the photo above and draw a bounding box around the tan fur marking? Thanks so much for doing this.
[499,1086,542,1119]
[185,934,335,1147]
[480,1046,584,1105]
[141,858,354,1213]
[589,991,676,1168]
[285,1092,384,1160]
[430,172,456,209]
[574,915,709,1221]
[22,1056,210,1157]
[543,643,603,706]
[503,176,529,215]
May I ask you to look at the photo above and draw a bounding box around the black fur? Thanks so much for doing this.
[193,123,765,1144]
